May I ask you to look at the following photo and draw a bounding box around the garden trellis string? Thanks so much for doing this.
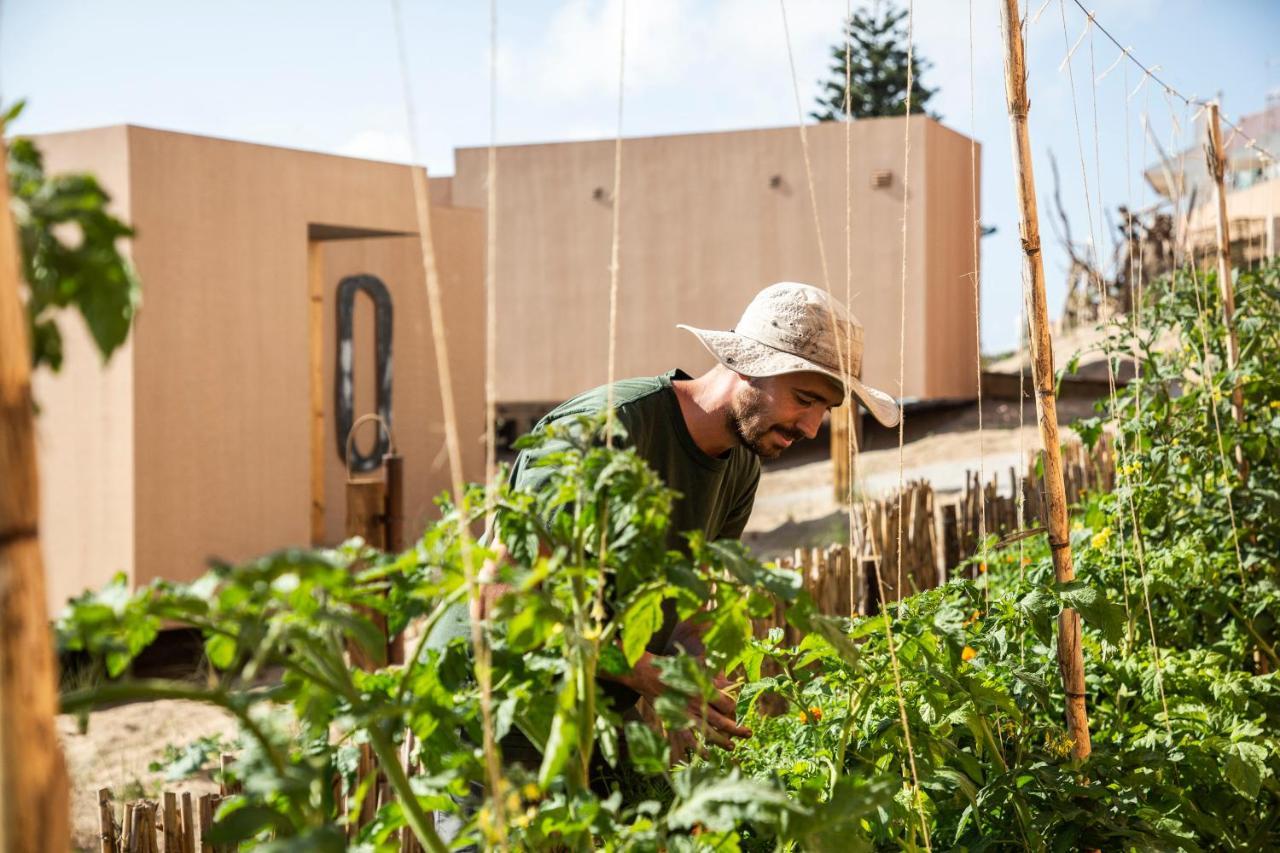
[1056,0,1169,730]
[389,0,510,843]
[778,1,929,844]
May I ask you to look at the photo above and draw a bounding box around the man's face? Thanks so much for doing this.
[727,372,844,459]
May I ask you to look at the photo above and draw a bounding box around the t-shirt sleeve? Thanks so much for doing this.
[509,405,639,501]
[717,461,760,540]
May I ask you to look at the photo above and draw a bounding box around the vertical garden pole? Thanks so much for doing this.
[998,0,1092,760]
[0,138,72,847]
[1206,102,1247,479]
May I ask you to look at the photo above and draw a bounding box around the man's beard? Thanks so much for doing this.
[728,383,805,459]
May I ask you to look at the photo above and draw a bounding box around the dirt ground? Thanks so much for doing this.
[57,391,1101,847]
[60,699,236,850]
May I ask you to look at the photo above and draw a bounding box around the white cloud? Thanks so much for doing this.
[497,0,839,110]
[335,128,413,163]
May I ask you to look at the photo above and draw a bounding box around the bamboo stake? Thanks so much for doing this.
[163,793,179,853]
[0,129,73,851]
[180,792,195,853]
[197,795,214,853]
[1206,102,1247,480]
[98,788,117,853]
[999,0,1092,760]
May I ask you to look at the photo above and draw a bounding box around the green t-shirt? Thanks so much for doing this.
[510,368,761,554]
[425,369,760,706]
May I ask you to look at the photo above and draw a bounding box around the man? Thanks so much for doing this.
[427,281,899,836]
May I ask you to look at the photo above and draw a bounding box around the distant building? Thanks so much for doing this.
[443,116,980,436]
[31,126,485,612]
[1145,98,1280,264]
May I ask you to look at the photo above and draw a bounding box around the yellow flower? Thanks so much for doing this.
[1090,527,1112,550]
[808,705,823,722]
[979,561,988,574]
[962,646,978,662]
[521,783,541,802]
[797,710,809,724]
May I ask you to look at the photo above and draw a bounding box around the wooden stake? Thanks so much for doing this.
[98,788,117,853]
[197,794,214,853]
[999,0,1092,760]
[162,793,179,853]
[0,129,73,852]
[180,792,195,853]
[1206,102,1247,480]
[218,755,241,797]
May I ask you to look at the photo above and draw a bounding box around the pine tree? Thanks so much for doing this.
[812,0,937,122]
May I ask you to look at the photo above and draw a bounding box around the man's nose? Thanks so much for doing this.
[798,408,823,440]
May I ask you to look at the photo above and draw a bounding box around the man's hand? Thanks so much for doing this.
[613,653,751,759]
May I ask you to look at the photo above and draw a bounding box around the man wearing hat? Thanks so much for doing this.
[428,282,898,838]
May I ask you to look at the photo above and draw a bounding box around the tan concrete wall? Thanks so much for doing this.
[318,218,485,546]
[451,117,976,405]
[29,126,137,612]
[30,126,487,591]
[924,121,982,399]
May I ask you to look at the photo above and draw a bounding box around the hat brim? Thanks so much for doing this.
[677,325,901,428]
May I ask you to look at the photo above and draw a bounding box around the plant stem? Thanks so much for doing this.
[1225,600,1280,670]
[366,724,449,853]
[395,585,469,705]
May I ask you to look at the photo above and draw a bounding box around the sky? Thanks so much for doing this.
[3,0,1277,355]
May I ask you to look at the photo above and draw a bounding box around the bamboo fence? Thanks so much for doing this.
[755,433,1116,638]
[95,742,426,853]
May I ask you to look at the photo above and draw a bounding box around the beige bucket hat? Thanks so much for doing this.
[678,281,901,428]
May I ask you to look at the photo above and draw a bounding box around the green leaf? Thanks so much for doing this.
[666,770,796,833]
[1057,580,1125,645]
[205,633,236,670]
[624,721,669,775]
[537,676,577,788]
[598,644,629,677]
[1224,741,1268,798]
[621,587,665,666]
[206,804,291,843]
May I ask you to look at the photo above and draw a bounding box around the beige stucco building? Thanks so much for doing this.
[31,126,485,612]
[445,116,980,418]
[30,115,979,611]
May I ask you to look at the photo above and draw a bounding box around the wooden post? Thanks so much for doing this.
[162,792,179,853]
[0,130,72,852]
[383,451,406,664]
[180,792,196,853]
[219,754,241,797]
[1207,102,1247,479]
[999,0,1092,760]
[831,406,850,503]
[197,795,214,853]
[383,452,405,551]
[346,476,389,669]
[98,788,117,853]
[861,558,881,616]
[941,503,960,579]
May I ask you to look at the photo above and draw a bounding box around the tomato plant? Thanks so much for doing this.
[57,261,1280,850]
